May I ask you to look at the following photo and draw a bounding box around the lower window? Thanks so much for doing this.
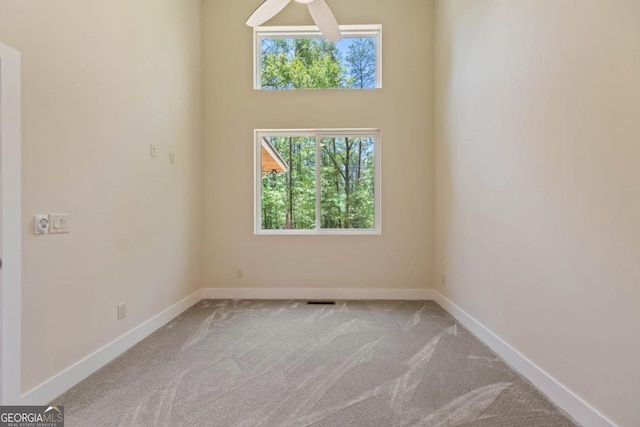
[255,129,381,234]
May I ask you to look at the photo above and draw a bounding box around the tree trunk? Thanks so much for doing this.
[287,137,294,229]
[357,139,362,180]
[344,138,351,228]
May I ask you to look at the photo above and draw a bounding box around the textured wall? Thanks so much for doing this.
[435,1,640,425]
[0,0,203,393]
[202,0,435,290]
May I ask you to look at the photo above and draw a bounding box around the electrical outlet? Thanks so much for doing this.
[34,215,49,235]
[150,144,158,158]
[235,269,244,279]
[117,302,127,320]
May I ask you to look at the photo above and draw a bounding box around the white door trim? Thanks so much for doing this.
[0,42,22,404]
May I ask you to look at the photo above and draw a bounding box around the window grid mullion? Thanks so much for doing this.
[315,135,321,231]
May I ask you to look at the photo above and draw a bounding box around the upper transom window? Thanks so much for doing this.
[254,25,382,90]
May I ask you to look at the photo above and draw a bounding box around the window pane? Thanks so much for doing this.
[261,136,316,229]
[339,37,377,89]
[320,136,375,229]
[260,36,377,90]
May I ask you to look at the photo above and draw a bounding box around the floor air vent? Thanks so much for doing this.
[307,301,336,305]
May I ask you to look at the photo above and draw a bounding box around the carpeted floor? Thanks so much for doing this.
[55,300,577,426]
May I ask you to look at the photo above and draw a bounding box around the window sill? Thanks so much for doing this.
[255,229,381,236]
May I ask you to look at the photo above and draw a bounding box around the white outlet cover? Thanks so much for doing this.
[117,302,127,320]
[34,215,49,235]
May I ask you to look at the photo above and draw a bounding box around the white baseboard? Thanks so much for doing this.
[202,287,434,301]
[432,291,617,427]
[20,289,203,405]
[18,287,428,405]
[15,285,616,427]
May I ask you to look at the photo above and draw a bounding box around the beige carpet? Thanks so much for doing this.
[55,300,577,426]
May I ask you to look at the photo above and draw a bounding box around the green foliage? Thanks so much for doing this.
[320,137,375,229]
[259,37,378,230]
[260,36,376,89]
[262,137,316,229]
[345,38,376,89]
[261,136,375,230]
[261,39,347,89]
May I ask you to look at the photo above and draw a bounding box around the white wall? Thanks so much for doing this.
[202,0,435,291]
[435,1,640,426]
[0,0,203,394]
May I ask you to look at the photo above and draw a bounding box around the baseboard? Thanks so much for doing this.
[20,289,203,405]
[432,291,617,427]
[202,287,434,301]
[18,287,428,405]
[17,286,614,427]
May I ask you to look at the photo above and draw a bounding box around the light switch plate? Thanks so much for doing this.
[150,144,158,157]
[49,213,69,234]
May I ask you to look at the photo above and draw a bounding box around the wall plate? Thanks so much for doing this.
[48,214,69,234]
[34,215,49,235]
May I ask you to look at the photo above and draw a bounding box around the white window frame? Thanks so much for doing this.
[254,129,382,235]
[253,25,382,90]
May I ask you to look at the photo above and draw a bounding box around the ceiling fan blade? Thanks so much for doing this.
[307,0,341,42]
[246,0,292,27]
